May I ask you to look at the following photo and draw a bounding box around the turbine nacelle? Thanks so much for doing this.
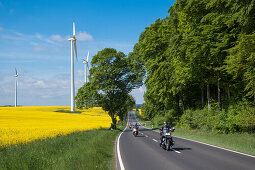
[69,22,77,61]
[14,68,18,77]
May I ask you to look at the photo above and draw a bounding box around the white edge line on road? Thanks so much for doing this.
[153,139,158,142]
[140,125,255,158]
[175,136,255,158]
[117,111,132,170]
[117,129,125,170]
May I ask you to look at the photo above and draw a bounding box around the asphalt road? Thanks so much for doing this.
[117,111,255,170]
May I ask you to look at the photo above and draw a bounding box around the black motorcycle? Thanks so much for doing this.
[160,128,175,151]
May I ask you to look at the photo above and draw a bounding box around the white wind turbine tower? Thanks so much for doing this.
[82,51,90,83]
[68,22,78,112]
[14,68,18,107]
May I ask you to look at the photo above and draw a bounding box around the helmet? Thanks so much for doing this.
[164,121,167,125]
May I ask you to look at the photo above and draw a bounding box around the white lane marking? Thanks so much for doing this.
[175,136,255,158]
[172,149,181,154]
[145,135,148,137]
[153,139,158,142]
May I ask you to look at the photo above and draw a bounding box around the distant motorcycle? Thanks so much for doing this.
[133,127,138,137]
[160,128,175,151]
[129,124,132,129]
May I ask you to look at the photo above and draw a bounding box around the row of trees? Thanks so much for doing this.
[131,0,255,122]
[75,48,144,129]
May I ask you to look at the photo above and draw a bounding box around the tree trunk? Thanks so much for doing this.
[179,94,185,112]
[207,84,210,109]
[217,72,222,111]
[201,86,204,107]
[110,113,117,129]
[227,87,230,100]
[176,95,179,110]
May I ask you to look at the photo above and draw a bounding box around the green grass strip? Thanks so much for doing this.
[0,129,121,170]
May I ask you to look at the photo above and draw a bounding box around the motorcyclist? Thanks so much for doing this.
[160,121,170,147]
[133,122,139,129]
[129,123,132,129]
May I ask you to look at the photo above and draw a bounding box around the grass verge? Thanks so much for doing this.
[0,128,122,170]
[135,111,255,156]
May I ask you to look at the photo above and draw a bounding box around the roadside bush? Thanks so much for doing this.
[152,114,164,126]
[179,109,194,129]
[164,109,179,126]
[179,101,255,134]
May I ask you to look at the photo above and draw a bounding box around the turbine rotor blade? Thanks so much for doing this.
[74,40,78,61]
[15,68,17,75]
[73,22,75,36]
[87,51,89,62]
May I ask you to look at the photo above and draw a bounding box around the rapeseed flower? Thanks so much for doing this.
[0,106,111,147]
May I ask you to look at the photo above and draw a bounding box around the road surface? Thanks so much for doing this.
[117,111,255,170]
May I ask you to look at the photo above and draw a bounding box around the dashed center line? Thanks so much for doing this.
[172,149,181,154]
[153,139,158,142]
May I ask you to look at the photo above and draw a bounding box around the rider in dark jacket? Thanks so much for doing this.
[160,121,170,146]
[134,123,139,129]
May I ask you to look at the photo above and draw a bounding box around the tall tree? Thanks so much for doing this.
[89,48,143,129]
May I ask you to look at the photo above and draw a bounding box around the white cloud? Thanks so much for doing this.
[50,34,65,42]
[33,45,47,52]
[49,31,93,42]
[138,85,146,93]
[77,31,93,41]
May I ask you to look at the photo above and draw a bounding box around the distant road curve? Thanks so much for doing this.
[117,111,255,170]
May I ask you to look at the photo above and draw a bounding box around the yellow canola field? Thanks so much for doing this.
[0,106,111,147]
[133,108,145,119]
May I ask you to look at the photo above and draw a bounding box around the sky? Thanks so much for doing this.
[0,0,175,106]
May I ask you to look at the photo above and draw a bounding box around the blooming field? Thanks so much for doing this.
[0,106,111,147]
[134,109,145,119]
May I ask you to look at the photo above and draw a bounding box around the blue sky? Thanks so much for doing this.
[0,0,175,106]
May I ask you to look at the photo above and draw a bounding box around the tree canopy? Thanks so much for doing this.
[87,48,143,129]
[133,0,255,122]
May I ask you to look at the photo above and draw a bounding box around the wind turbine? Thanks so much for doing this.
[82,51,90,83]
[14,68,18,107]
[68,22,78,112]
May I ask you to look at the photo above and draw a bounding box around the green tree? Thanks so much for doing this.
[225,33,255,101]
[89,48,142,129]
[75,82,98,109]
[116,94,136,125]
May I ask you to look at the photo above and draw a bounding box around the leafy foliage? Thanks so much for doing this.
[75,82,98,109]
[133,0,255,133]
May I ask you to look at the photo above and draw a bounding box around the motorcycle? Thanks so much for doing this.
[133,127,138,137]
[129,124,132,129]
[160,128,175,151]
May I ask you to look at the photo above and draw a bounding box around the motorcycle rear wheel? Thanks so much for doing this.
[166,139,171,151]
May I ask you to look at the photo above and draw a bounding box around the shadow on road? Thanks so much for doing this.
[172,147,192,151]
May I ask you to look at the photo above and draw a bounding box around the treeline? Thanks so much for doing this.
[131,0,255,133]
